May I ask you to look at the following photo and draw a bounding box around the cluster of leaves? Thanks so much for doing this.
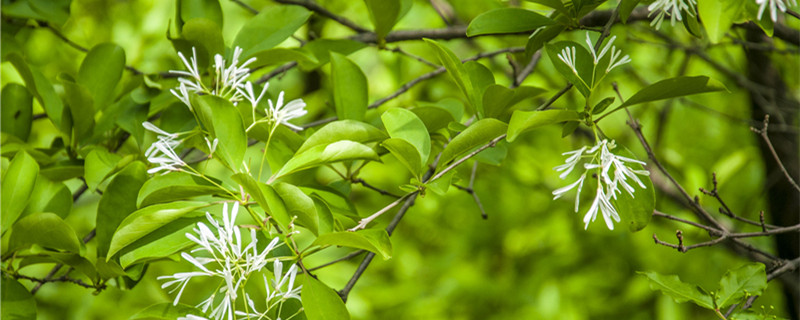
[1,0,795,319]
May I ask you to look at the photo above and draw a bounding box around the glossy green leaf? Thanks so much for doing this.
[39,160,84,181]
[482,85,548,119]
[97,162,148,258]
[1,151,39,234]
[8,212,80,253]
[7,54,64,127]
[78,43,125,108]
[612,149,654,232]
[274,182,318,235]
[381,108,431,165]
[192,95,248,172]
[273,140,380,179]
[1,277,36,320]
[424,39,479,112]
[616,76,728,109]
[464,61,494,116]
[638,271,714,309]
[525,24,566,61]
[311,195,335,234]
[467,8,553,36]
[297,120,387,154]
[107,201,209,259]
[42,251,98,284]
[60,74,95,142]
[177,0,222,29]
[232,173,291,229]
[129,303,204,320]
[331,52,368,121]
[592,97,615,114]
[233,5,311,58]
[545,41,594,97]
[1,83,33,141]
[182,18,225,57]
[382,138,423,176]
[137,171,223,207]
[119,217,201,268]
[507,109,581,142]
[84,148,123,191]
[410,106,455,133]
[716,263,767,308]
[364,0,409,45]
[437,119,507,171]
[699,0,744,43]
[302,276,351,320]
[312,229,392,260]
[23,176,72,219]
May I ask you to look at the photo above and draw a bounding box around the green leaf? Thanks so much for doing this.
[8,212,80,253]
[716,263,767,308]
[302,276,351,320]
[60,74,95,143]
[300,39,368,70]
[382,138,423,177]
[591,97,615,114]
[177,0,223,29]
[119,217,202,268]
[1,83,33,141]
[312,229,392,260]
[466,8,553,36]
[410,106,455,133]
[424,39,479,113]
[273,140,380,180]
[42,251,98,284]
[699,0,744,43]
[616,76,728,109]
[84,148,123,191]
[248,48,318,69]
[1,277,37,320]
[137,171,223,207]
[311,195,335,234]
[7,54,64,127]
[611,148,654,232]
[39,160,84,181]
[78,43,125,108]
[182,18,225,57]
[619,0,642,23]
[107,201,209,259]
[274,182,318,235]
[482,85,548,120]
[364,0,408,45]
[437,118,507,171]
[233,5,311,58]
[381,108,431,165]
[231,173,291,229]
[129,303,204,320]
[330,52,368,121]
[638,271,715,310]
[1,151,39,234]
[192,95,248,172]
[507,109,581,142]
[97,162,148,258]
[23,176,72,219]
[297,120,387,154]
[545,41,594,97]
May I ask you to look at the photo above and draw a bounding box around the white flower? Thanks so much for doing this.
[648,0,697,29]
[178,315,209,320]
[169,46,257,108]
[142,122,185,174]
[756,0,797,22]
[552,139,650,230]
[158,202,281,320]
[204,137,219,158]
[266,91,308,131]
[557,46,578,75]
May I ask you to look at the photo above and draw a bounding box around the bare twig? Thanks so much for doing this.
[352,178,401,198]
[274,0,369,33]
[308,250,366,272]
[751,115,800,192]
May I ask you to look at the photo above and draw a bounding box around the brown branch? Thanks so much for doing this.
[751,115,800,192]
[308,250,366,272]
[275,0,369,33]
[352,178,401,198]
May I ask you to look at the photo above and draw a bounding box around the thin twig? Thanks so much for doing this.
[275,0,369,33]
[751,115,800,192]
[352,178,401,198]
[308,250,366,272]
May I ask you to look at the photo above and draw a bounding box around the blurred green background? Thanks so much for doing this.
[2,0,797,319]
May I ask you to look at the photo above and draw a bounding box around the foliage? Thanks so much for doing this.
[1,0,798,319]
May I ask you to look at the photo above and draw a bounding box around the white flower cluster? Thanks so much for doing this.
[756,0,797,22]
[647,0,697,30]
[169,46,307,132]
[552,140,650,230]
[556,32,631,81]
[143,121,186,174]
[158,202,301,320]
